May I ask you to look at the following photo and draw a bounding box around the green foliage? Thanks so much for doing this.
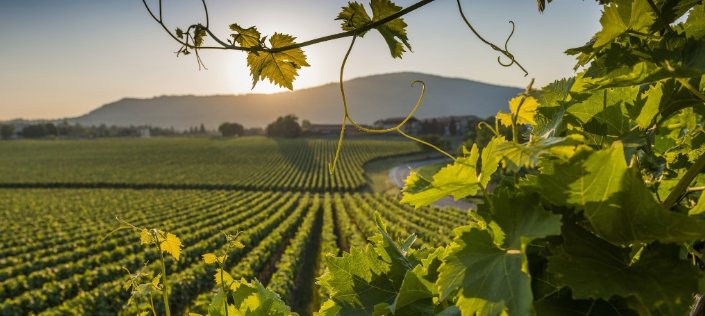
[218,122,245,137]
[266,115,303,138]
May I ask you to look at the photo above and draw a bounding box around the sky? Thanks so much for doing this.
[0,0,603,121]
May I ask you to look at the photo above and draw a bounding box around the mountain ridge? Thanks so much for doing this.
[57,72,523,129]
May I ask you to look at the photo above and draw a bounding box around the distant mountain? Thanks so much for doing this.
[66,72,522,129]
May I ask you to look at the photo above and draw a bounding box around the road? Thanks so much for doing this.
[389,158,477,210]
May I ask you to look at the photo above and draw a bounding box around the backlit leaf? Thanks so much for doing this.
[536,144,705,245]
[159,232,182,261]
[336,2,372,35]
[497,96,539,127]
[246,33,310,90]
[230,24,261,48]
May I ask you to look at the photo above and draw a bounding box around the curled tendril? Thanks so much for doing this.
[328,35,456,174]
[497,21,516,67]
[456,0,527,76]
[477,121,499,137]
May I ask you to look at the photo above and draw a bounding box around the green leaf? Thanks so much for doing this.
[684,4,705,40]
[437,190,561,316]
[547,221,698,316]
[536,144,705,245]
[336,2,372,35]
[370,0,412,58]
[563,86,636,146]
[318,224,437,315]
[159,232,183,261]
[636,79,703,129]
[140,229,154,245]
[497,96,540,127]
[214,268,238,291]
[231,278,295,316]
[480,137,503,185]
[208,288,236,316]
[230,24,261,48]
[335,0,411,58]
[496,136,582,172]
[246,33,310,90]
[401,144,480,207]
[593,0,655,48]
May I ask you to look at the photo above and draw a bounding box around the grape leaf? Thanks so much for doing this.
[480,137,503,184]
[685,5,705,40]
[246,33,310,90]
[159,232,183,261]
[547,221,698,316]
[563,86,635,146]
[317,217,438,315]
[497,96,539,127]
[336,0,411,58]
[535,144,705,245]
[437,190,561,316]
[337,2,372,35]
[209,288,237,316]
[496,136,582,172]
[370,0,411,58]
[401,145,481,207]
[230,24,261,48]
[636,79,703,129]
[140,229,154,245]
[593,0,655,48]
[230,278,295,316]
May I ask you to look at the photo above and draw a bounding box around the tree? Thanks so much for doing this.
[218,122,244,137]
[266,115,301,138]
[0,124,14,139]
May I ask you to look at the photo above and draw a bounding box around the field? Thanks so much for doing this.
[0,137,420,191]
[0,138,466,315]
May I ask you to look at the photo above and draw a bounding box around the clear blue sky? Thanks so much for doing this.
[0,0,602,120]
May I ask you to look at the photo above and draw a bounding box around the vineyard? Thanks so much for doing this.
[0,137,463,315]
[0,137,419,191]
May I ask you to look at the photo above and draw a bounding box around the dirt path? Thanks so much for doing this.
[389,158,477,211]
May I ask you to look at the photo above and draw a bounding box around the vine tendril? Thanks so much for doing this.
[328,34,456,174]
[477,121,499,137]
[456,0,527,76]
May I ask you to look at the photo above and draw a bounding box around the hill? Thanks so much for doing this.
[67,72,522,129]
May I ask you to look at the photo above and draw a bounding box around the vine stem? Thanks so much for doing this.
[661,152,705,209]
[220,263,229,316]
[143,0,437,53]
[152,230,172,316]
[677,78,705,103]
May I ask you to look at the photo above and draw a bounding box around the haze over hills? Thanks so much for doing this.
[63,72,522,129]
